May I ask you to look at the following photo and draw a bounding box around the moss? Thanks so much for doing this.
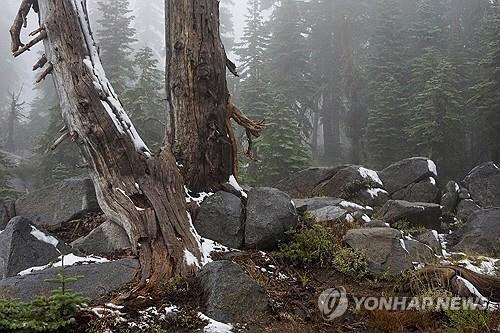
[445,308,494,332]
[393,219,427,236]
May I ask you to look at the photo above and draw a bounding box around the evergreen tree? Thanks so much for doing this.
[220,0,236,51]
[122,47,166,151]
[257,93,310,185]
[365,0,409,168]
[267,0,313,135]
[134,0,164,60]
[0,151,15,199]
[407,59,465,178]
[96,0,137,94]
[471,3,500,163]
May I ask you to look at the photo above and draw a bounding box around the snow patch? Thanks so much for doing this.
[429,177,436,185]
[345,214,355,223]
[358,167,383,185]
[30,226,59,248]
[340,200,365,211]
[18,254,110,276]
[184,249,200,268]
[400,239,409,254]
[366,188,388,199]
[361,214,371,223]
[427,160,437,176]
[184,186,213,205]
[198,313,233,333]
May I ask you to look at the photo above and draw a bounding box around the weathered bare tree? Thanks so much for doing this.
[165,0,264,192]
[5,87,25,154]
[10,0,203,293]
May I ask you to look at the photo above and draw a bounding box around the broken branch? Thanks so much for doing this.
[33,54,47,71]
[35,63,53,83]
[10,0,35,53]
[13,29,47,57]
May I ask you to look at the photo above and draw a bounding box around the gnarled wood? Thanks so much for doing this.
[13,0,203,293]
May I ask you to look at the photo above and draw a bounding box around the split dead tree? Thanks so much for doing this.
[165,0,264,192]
[10,0,203,294]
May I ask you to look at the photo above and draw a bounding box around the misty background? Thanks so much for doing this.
[1,0,500,198]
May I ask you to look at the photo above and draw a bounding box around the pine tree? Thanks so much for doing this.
[0,151,14,199]
[407,59,465,178]
[122,47,166,151]
[267,0,313,134]
[220,0,236,51]
[471,3,500,163]
[134,0,164,60]
[96,0,137,94]
[365,0,409,168]
[257,92,310,185]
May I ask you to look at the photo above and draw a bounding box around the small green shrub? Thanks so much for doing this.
[277,224,368,278]
[445,308,494,332]
[393,219,427,236]
[0,260,87,332]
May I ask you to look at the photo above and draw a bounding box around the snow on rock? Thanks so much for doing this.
[184,249,200,268]
[227,175,247,198]
[358,167,383,185]
[199,313,233,333]
[30,226,59,248]
[18,254,110,276]
[340,200,365,211]
[185,186,213,205]
[427,160,438,177]
[366,188,389,199]
[429,177,436,185]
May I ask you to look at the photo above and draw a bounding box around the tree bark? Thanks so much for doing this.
[165,0,233,192]
[12,0,203,293]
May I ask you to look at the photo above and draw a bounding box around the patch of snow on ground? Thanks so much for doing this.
[429,177,436,185]
[457,257,500,276]
[228,175,247,198]
[361,214,371,223]
[199,313,233,333]
[400,239,409,254]
[345,214,355,223]
[18,254,110,276]
[340,200,365,211]
[358,167,383,185]
[30,226,59,248]
[366,188,388,199]
[427,160,438,176]
[185,186,213,205]
[200,237,231,265]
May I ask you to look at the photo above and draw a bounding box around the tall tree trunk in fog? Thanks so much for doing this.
[11,0,202,293]
[165,0,233,192]
[322,93,341,165]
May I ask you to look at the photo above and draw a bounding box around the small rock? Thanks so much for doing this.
[245,187,298,250]
[197,260,269,323]
[391,177,440,203]
[450,208,500,256]
[456,199,481,222]
[0,217,71,279]
[0,258,138,301]
[377,200,442,231]
[414,230,442,254]
[379,157,437,194]
[71,220,131,256]
[308,206,347,223]
[275,167,343,198]
[15,178,100,228]
[193,191,244,249]
[462,162,500,208]
[344,228,413,274]
[365,220,390,228]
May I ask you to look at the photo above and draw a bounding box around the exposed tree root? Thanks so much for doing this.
[410,265,500,302]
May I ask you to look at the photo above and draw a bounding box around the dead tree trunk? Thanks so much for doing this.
[11,0,202,293]
[165,0,262,192]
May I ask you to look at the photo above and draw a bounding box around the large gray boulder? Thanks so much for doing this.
[197,260,269,323]
[379,157,438,195]
[245,187,298,250]
[377,200,442,230]
[0,258,138,301]
[343,228,413,274]
[312,165,383,198]
[0,200,15,231]
[0,217,71,279]
[307,206,348,223]
[414,230,442,254]
[275,167,342,198]
[462,162,500,208]
[391,177,440,203]
[403,239,436,264]
[456,199,481,222]
[193,191,244,249]
[292,197,342,211]
[71,220,131,256]
[15,178,100,228]
[450,208,500,256]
